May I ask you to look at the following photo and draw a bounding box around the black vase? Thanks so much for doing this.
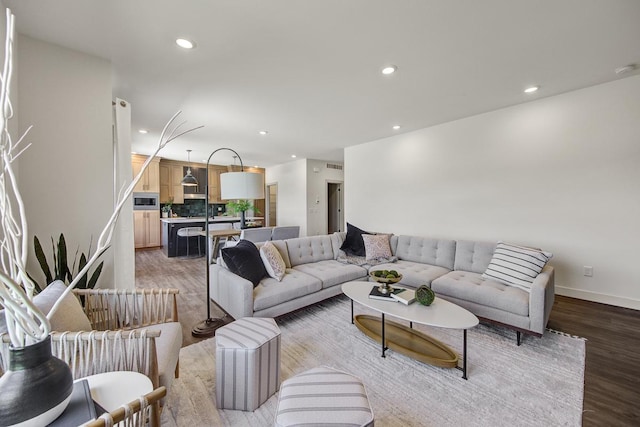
[0,335,73,426]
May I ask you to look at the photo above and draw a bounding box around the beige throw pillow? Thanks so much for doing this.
[33,280,93,331]
[260,241,286,281]
[362,234,392,261]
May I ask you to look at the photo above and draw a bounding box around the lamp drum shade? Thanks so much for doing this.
[220,172,265,200]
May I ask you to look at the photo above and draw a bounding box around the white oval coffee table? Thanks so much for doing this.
[342,281,479,379]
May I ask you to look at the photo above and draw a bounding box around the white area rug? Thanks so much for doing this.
[162,296,585,426]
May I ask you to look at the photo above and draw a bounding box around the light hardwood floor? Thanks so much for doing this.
[135,248,640,426]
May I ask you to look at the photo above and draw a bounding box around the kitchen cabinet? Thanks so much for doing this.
[208,166,226,202]
[159,160,184,203]
[134,210,161,248]
[131,154,160,193]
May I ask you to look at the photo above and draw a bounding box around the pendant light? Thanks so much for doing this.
[181,149,198,186]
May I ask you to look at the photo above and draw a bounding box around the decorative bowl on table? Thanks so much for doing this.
[369,270,402,294]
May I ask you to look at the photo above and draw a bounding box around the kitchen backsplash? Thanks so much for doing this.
[162,199,227,217]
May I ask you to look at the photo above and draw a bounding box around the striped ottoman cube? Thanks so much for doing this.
[215,317,281,411]
[275,366,374,426]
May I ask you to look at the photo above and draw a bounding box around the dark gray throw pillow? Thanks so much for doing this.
[340,222,370,257]
[221,239,267,287]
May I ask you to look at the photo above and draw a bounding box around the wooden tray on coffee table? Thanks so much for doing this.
[354,314,458,368]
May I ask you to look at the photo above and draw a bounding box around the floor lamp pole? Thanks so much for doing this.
[191,147,244,338]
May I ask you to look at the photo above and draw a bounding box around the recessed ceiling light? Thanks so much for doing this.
[138,129,148,134]
[524,86,539,94]
[392,125,401,130]
[259,130,268,135]
[382,65,398,75]
[175,38,195,49]
[254,165,259,168]
[291,154,297,158]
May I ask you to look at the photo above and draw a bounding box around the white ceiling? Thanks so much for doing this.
[5,0,640,167]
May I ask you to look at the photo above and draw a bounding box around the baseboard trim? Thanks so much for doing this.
[556,286,640,311]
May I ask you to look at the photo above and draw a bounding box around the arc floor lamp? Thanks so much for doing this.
[187,148,265,338]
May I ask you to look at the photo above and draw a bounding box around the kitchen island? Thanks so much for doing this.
[160,216,263,257]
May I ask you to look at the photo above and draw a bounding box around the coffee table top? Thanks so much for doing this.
[342,281,479,330]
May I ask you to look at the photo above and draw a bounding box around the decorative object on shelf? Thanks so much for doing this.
[416,285,435,306]
[181,149,198,186]
[32,233,104,296]
[369,270,402,294]
[191,148,265,338]
[0,8,202,425]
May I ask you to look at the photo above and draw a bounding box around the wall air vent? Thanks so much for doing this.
[326,163,343,170]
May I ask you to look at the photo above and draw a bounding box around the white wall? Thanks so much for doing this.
[17,35,115,289]
[306,159,344,236]
[345,75,640,310]
[266,159,308,236]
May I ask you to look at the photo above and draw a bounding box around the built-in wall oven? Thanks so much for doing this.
[133,193,159,210]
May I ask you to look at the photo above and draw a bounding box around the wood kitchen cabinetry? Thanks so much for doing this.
[131,154,159,193]
[133,210,161,248]
[159,161,184,203]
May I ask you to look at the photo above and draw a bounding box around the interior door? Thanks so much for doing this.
[267,184,277,227]
[327,182,343,233]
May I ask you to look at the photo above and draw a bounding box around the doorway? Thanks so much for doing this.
[267,183,277,227]
[327,182,343,233]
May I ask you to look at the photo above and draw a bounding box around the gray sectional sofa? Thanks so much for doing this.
[209,233,554,342]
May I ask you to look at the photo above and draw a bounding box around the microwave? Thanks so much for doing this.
[133,193,159,210]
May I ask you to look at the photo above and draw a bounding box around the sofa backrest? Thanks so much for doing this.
[394,236,456,270]
[454,240,497,273]
[286,235,335,267]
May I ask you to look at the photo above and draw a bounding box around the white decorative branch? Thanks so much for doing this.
[0,8,202,347]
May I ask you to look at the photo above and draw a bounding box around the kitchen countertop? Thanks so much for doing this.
[160,216,263,224]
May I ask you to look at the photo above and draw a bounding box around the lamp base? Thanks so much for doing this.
[191,316,227,338]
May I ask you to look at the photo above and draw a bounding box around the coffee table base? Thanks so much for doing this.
[354,314,460,370]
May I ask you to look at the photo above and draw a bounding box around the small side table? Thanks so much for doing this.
[82,371,153,412]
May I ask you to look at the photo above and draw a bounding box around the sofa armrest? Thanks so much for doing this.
[528,265,555,335]
[209,263,255,319]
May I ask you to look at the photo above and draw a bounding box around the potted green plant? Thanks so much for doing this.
[162,197,173,218]
[226,200,261,229]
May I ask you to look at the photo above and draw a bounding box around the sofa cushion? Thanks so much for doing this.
[293,260,368,289]
[260,241,286,281]
[139,322,182,390]
[362,234,392,261]
[254,270,322,311]
[286,235,335,267]
[454,240,497,274]
[339,223,370,256]
[395,236,456,270]
[373,260,450,288]
[482,242,553,292]
[432,271,529,317]
[33,280,92,332]
[222,240,267,287]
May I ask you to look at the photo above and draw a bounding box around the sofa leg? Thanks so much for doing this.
[517,331,522,346]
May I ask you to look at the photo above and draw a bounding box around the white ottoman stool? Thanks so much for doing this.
[274,366,374,427]
[215,317,281,411]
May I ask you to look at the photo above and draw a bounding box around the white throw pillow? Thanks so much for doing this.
[260,241,286,281]
[482,242,553,292]
[362,234,392,261]
[33,280,93,331]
